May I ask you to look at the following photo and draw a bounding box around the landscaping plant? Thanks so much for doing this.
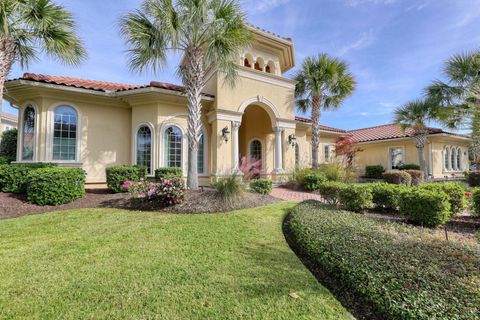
[124,178,185,207]
[286,201,480,320]
[155,167,183,180]
[365,165,385,179]
[398,163,421,171]
[370,182,406,212]
[403,169,424,186]
[399,188,451,227]
[303,172,327,191]
[106,165,147,193]
[317,181,347,205]
[472,188,480,217]
[338,184,373,213]
[27,167,86,206]
[249,179,273,195]
[0,163,57,193]
[211,175,244,203]
[466,171,480,187]
[288,167,313,189]
[0,128,17,161]
[383,170,412,186]
[420,182,467,216]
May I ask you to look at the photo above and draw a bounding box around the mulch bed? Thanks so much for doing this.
[0,189,280,220]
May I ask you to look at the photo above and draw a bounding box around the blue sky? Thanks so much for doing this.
[4,0,480,131]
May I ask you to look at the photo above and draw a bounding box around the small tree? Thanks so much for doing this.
[0,128,17,160]
[335,135,362,170]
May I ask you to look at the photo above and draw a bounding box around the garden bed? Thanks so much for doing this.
[0,188,279,219]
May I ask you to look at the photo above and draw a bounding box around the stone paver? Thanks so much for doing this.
[271,187,323,202]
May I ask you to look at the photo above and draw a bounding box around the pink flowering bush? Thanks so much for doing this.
[122,178,185,207]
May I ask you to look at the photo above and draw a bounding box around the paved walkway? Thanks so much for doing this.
[271,187,323,202]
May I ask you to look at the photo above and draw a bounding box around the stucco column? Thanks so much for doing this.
[232,121,241,171]
[274,127,284,173]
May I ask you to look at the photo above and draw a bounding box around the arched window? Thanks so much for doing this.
[165,126,182,168]
[244,58,251,68]
[52,105,77,161]
[198,133,205,174]
[456,148,462,171]
[250,140,262,161]
[265,65,271,73]
[266,61,275,74]
[254,61,262,71]
[136,126,152,174]
[295,143,300,167]
[444,147,450,171]
[451,147,456,171]
[22,105,36,160]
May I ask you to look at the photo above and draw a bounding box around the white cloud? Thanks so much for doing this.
[241,0,290,13]
[339,30,376,56]
[345,0,396,7]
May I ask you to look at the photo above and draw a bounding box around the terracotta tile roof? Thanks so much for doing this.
[295,116,347,133]
[10,73,214,97]
[347,123,448,143]
[0,112,18,122]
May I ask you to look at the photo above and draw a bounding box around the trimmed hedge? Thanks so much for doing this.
[398,163,421,170]
[403,169,424,186]
[0,156,14,165]
[399,188,451,227]
[472,188,480,217]
[249,178,273,195]
[383,170,412,186]
[106,165,147,193]
[303,172,327,191]
[338,184,373,213]
[27,168,86,206]
[0,163,58,193]
[365,165,385,179]
[420,183,466,216]
[466,171,480,187]
[370,183,406,212]
[155,167,183,180]
[286,201,480,320]
[318,181,347,205]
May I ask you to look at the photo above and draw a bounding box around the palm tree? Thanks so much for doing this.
[0,0,86,113]
[426,51,480,163]
[394,99,437,178]
[120,0,251,190]
[294,54,356,169]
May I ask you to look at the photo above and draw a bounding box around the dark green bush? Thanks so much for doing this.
[472,188,480,217]
[338,184,373,212]
[383,170,412,186]
[0,128,17,159]
[0,156,14,165]
[249,179,273,195]
[370,183,407,212]
[399,188,451,227]
[106,165,147,193]
[27,168,86,206]
[286,201,480,320]
[303,172,327,191]
[0,163,58,193]
[403,169,424,186]
[420,183,466,216]
[365,165,385,179]
[155,167,183,180]
[317,181,347,205]
[398,163,421,170]
[466,171,480,187]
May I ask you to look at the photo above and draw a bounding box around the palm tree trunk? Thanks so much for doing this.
[413,134,428,178]
[0,35,16,114]
[182,47,204,190]
[311,96,321,170]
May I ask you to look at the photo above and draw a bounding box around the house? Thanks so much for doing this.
[0,112,18,140]
[3,25,470,184]
[348,123,470,178]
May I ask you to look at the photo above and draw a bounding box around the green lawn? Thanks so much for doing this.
[0,203,352,320]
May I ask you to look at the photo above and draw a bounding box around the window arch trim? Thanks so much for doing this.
[18,102,39,162]
[133,122,155,176]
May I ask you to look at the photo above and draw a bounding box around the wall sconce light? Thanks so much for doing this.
[288,134,297,146]
[222,127,230,142]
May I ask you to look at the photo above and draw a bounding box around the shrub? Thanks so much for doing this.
[338,184,373,213]
[472,188,480,217]
[399,188,451,227]
[125,178,185,206]
[249,179,273,195]
[317,181,347,205]
[106,165,147,193]
[398,163,421,170]
[155,167,182,180]
[0,128,17,159]
[303,172,327,191]
[370,183,406,212]
[466,171,480,187]
[0,163,58,193]
[26,168,86,206]
[318,163,356,182]
[365,165,385,179]
[286,201,480,320]
[383,170,411,186]
[403,169,424,186]
[288,167,313,188]
[211,175,244,202]
[0,156,14,165]
[420,183,466,216]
